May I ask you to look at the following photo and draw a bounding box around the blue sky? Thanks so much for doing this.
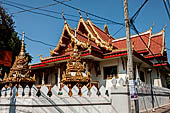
[1,0,170,64]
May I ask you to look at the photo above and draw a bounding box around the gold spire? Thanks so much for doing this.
[86,11,89,19]
[104,24,109,35]
[60,43,91,95]
[74,27,77,37]
[19,32,25,56]
[78,9,82,18]
[4,32,35,85]
[163,24,167,31]
[62,10,67,24]
[3,73,7,81]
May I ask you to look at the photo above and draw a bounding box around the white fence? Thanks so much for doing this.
[0,79,170,113]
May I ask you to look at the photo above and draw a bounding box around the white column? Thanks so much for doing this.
[42,72,45,85]
[86,63,88,73]
[136,64,140,80]
[57,68,60,87]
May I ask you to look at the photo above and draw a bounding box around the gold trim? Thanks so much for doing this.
[161,24,167,55]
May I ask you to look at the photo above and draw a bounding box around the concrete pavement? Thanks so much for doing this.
[140,103,170,113]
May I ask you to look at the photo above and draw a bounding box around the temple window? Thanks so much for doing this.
[103,66,118,79]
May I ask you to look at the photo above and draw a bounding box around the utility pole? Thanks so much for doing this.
[123,0,136,113]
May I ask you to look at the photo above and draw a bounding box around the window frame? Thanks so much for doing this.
[103,65,118,80]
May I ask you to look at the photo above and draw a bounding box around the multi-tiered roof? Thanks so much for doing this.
[31,16,169,70]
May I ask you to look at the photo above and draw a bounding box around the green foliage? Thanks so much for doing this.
[0,5,32,77]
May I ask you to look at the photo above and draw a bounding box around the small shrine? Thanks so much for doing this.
[60,43,91,96]
[3,32,35,96]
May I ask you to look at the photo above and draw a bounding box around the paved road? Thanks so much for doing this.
[140,104,170,113]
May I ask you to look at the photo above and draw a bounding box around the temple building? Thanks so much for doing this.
[30,16,170,89]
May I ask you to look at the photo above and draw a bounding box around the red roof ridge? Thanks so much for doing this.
[112,28,151,43]
[86,19,115,43]
[151,31,163,37]
[88,20,115,40]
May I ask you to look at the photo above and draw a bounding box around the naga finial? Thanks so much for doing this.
[86,11,89,19]
[78,9,82,18]
[38,54,42,61]
[163,24,167,31]
[62,9,67,24]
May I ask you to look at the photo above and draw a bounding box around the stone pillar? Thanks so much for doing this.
[57,68,60,87]
[42,72,45,85]
[86,63,88,73]
[136,64,140,80]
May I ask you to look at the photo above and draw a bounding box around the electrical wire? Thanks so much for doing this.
[112,26,124,36]
[18,33,56,47]
[5,0,109,23]
[130,0,149,22]
[0,1,79,23]
[167,0,170,11]
[130,0,170,52]
[2,1,170,52]
[1,1,113,25]
[53,0,124,26]
[163,0,170,20]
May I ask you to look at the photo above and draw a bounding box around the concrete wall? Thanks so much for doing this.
[0,81,169,113]
[137,84,170,112]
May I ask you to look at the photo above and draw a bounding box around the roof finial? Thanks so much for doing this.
[150,22,155,31]
[22,32,25,44]
[104,24,109,35]
[78,9,82,18]
[163,24,167,31]
[20,32,25,56]
[62,10,67,24]
[86,11,89,19]
[74,27,77,37]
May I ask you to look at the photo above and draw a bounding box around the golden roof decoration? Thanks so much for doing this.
[4,32,35,94]
[104,24,109,35]
[60,43,91,96]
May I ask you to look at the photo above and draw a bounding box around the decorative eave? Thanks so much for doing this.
[147,26,153,50]
[145,54,162,59]
[50,23,89,56]
[161,25,166,55]
[86,19,113,50]
[77,17,113,51]
[30,47,105,69]
[153,62,168,67]
[104,49,153,66]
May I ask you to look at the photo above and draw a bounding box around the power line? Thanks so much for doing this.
[130,0,149,22]
[167,0,170,10]
[163,0,170,20]
[52,0,125,26]
[5,0,109,23]
[129,0,170,52]
[113,26,124,36]
[1,1,113,25]
[0,1,78,23]
[18,33,56,47]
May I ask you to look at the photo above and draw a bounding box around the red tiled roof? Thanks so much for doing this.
[148,34,163,56]
[86,23,96,37]
[90,23,114,44]
[112,33,150,52]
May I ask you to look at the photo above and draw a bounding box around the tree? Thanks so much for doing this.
[0,5,32,78]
